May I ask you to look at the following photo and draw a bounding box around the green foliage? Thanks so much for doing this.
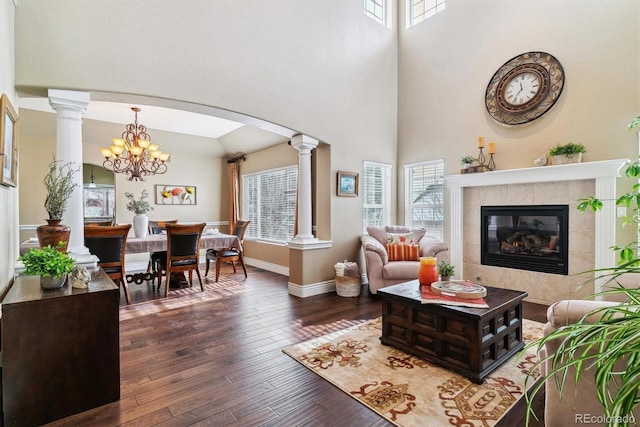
[525,116,640,426]
[460,155,476,165]
[124,189,154,214]
[19,243,75,278]
[548,142,586,157]
[43,158,79,220]
[437,260,455,277]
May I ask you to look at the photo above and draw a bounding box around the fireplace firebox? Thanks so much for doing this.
[481,205,569,275]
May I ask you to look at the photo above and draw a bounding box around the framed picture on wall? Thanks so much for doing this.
[155,185,197,205]
[337,171,358,197]
[0,94,18,187]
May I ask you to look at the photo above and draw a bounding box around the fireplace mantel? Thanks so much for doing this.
[445,159,630,296]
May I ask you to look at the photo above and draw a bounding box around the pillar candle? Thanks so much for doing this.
[488,142,496,154]
[478,136,485,148]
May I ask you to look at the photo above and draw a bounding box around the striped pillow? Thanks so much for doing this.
[386,243,420,261]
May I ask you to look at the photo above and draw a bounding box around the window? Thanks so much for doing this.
[362,161,392,229]
[364,0,390,27]
[243,166,298,243]
[407,0,446,28]
[404,159,444,239]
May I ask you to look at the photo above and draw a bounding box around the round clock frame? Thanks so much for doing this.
[485,52,565,126]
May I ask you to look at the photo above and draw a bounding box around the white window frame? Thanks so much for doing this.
[242,165,298,244]
[362,160,392,230]
[404,159,445,239]
[364,0,392,28]
[406,0,446,28]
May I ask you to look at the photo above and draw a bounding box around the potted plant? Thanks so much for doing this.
[19,243,76,289]
[125,189,154,238]
[548,142,586,165]
[437,260,455,281]
[524,117,640,426]
[36,158,80,251]
[460,155,476,169]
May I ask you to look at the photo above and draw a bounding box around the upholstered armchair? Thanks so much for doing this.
[361,225,449,294]
[540,299,640,426]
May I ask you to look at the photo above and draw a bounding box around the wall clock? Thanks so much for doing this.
[485,52,564,126]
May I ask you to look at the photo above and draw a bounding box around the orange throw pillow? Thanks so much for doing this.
[386,243,420,261]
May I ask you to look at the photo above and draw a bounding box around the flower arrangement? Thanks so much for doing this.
[548,142,586,157]
[43,158,79,220]
[124,189,154,214]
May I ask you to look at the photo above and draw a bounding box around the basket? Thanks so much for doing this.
[335,275,361,297]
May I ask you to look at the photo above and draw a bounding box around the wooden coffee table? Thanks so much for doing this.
[378,280,528,384]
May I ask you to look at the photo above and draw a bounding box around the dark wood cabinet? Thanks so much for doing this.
[1,267,120,426]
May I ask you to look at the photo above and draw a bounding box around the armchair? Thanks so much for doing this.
[541,299,639,426]
[361,225,448,294]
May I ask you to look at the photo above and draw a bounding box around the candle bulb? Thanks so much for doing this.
[478,136,485,148]
[488,142,496,154]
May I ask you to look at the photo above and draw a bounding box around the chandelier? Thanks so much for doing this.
[99,107,170,181]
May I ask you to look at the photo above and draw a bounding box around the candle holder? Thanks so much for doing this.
[477,147,486,166]
[487,153,496,171]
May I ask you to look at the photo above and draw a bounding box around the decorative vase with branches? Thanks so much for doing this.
[125,190,153,238]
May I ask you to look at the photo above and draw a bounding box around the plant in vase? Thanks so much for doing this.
[37,158,79,251]
[437,260,455,281]
[548,142,586,165]
[19,243,76,289]
[125,189,154,238]
[524,117,640,426]
[460,155,476,169]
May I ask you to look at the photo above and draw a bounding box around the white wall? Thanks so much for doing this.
[398,0,639,245]
[0,0,17,296]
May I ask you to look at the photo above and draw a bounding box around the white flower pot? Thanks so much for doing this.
[551,153,583,165]
[133,214,149,238]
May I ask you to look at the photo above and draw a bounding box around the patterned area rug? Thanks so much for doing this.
[283,317,543,427]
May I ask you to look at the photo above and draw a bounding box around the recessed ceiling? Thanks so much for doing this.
[19,98,245,140]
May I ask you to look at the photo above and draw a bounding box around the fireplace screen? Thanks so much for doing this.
[481,205,569,275]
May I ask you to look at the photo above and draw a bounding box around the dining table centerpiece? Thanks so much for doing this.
[125,189,154,238]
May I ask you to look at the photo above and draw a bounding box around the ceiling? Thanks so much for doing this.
[18,98,290,158]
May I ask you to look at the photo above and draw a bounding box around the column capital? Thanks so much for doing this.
[48,89,90,114]
[290,134,318,151]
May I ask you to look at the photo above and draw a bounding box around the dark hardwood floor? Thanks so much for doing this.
[45,266,548,426]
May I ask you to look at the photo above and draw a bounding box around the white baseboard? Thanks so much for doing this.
[243,257,289,276]
[288,280,336,298]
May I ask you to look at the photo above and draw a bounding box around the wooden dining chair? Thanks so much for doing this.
[204,220,249,282]
[156,223,206,297]
[146,219,178,283]
[84,224,132,304]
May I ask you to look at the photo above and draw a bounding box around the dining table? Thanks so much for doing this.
[125,231,241,285]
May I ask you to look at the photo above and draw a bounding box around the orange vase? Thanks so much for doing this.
[418,256,438,287]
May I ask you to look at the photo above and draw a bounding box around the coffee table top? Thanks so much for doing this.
[377,279,528,315]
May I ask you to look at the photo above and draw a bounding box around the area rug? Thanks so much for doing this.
[283,317,544,427]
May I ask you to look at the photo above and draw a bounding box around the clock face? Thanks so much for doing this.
[504,72,540,105]
[485,52,564,126]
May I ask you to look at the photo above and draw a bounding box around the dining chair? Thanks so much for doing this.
[84,224,132,304]
[204,220,249,282]
[156,223,206,297]
[146,219,178,283]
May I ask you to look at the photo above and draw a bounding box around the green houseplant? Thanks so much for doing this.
[37,158,80,251]
[437,260,455,280]
[460,155,476,169]
[525,117,640,426]
[548,142,586,165]
[19,243,76,289]
[125,189,154,238]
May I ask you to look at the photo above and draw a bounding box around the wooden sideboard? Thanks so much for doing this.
[1,267,120,426]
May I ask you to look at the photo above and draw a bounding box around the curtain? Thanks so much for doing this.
[228,160,240,234]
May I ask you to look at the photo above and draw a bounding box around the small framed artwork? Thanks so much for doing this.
[155,185,197,205]
[0,94,18,187]
[337,171,358,197]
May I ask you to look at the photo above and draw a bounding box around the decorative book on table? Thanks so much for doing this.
[421,281,489,308]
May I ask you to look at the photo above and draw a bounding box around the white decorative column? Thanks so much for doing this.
[48,89,95,265]
[290,134,318,243]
